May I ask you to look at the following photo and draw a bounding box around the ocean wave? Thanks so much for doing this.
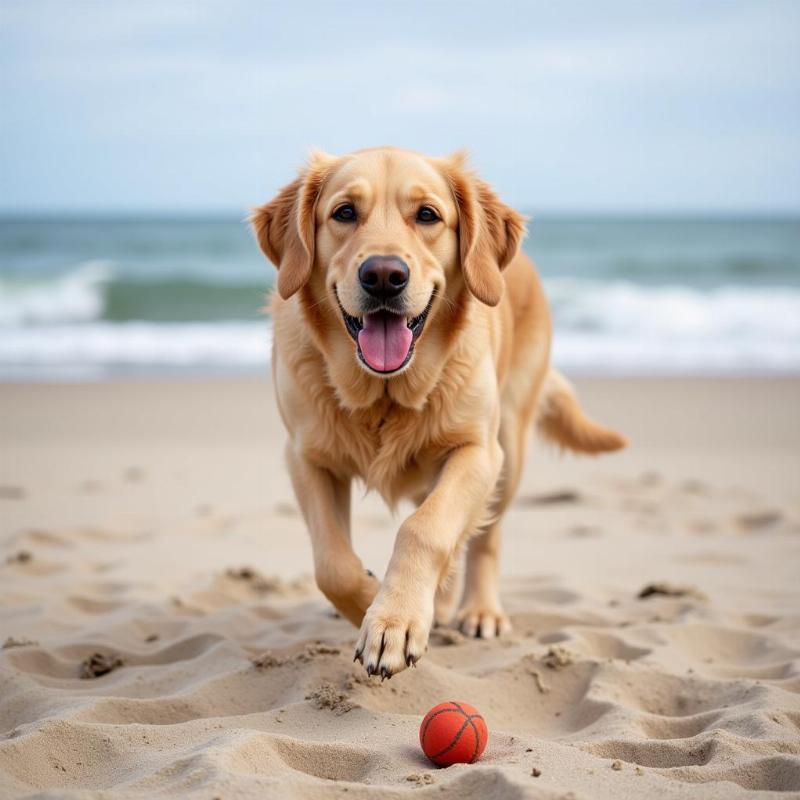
[545,278,800,373]
[0,261,112,325]
[545,278,800,339]
[1,268,799,377]
[552,333,800,374]
[0,262,270,324]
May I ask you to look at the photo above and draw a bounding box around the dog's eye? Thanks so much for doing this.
[332,204,357,223]
[416,206,440,224]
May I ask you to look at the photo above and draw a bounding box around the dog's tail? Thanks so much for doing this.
[536,369,628,454]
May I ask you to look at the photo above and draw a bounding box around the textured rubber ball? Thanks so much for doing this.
[419,700,488,767]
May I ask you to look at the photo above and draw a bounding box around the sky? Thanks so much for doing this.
[1,0,799,214]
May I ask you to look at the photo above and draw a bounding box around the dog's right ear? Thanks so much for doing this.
[250,152,334,300]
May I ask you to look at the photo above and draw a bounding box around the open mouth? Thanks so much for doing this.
[337,293,434,374]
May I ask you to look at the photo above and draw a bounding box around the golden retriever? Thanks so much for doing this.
[251,147,625,678]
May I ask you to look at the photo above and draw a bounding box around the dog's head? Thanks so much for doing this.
[252,147,525,377]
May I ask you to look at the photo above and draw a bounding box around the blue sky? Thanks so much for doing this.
[1,0,798,213]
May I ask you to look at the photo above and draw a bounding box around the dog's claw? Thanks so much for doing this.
[366,664,374,677]
[353,648,363,664]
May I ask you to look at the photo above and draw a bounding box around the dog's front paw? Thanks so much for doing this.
[456,600,511,638]
[353,591,432,678]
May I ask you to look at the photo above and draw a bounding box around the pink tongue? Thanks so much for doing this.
[358,312,413,372]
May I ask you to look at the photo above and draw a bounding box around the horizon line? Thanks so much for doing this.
[1,209,799,221]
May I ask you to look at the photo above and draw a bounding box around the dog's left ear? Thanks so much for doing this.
[445,155,526,307]
[250,151,335,300]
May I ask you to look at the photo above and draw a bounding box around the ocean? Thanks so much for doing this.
[1,215,798,380]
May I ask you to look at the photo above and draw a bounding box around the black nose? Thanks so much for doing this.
[358,255,409,299]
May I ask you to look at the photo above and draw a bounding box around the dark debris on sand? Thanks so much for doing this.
[736,510,783,531]
[637,582,707,601]
[517,489,582,507]
[80,652,124,679]
[3,636,38,649]
[6,550,33,565]
[225,566,307,594]
[542,645,574,670]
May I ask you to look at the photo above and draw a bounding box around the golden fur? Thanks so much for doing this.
[252,146,626,677]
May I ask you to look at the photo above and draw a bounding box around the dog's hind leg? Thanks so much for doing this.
[433,549,464,627]
[457,514,512,637]
[456,410,526,638]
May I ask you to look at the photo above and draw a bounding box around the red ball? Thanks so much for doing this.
[419,700,488,767]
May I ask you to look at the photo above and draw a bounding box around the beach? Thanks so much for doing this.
[1,376,799,798]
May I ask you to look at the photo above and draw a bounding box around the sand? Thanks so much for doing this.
[1,377,799,799]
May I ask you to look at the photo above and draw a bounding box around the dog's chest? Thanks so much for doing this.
[329,401,446,500]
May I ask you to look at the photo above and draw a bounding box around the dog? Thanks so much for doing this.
[251,147,626,678]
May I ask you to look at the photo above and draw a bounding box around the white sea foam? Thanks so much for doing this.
[545,278,800,373]
[546,279,800,340]
[0,321,272,376]
[0,262,111,326]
